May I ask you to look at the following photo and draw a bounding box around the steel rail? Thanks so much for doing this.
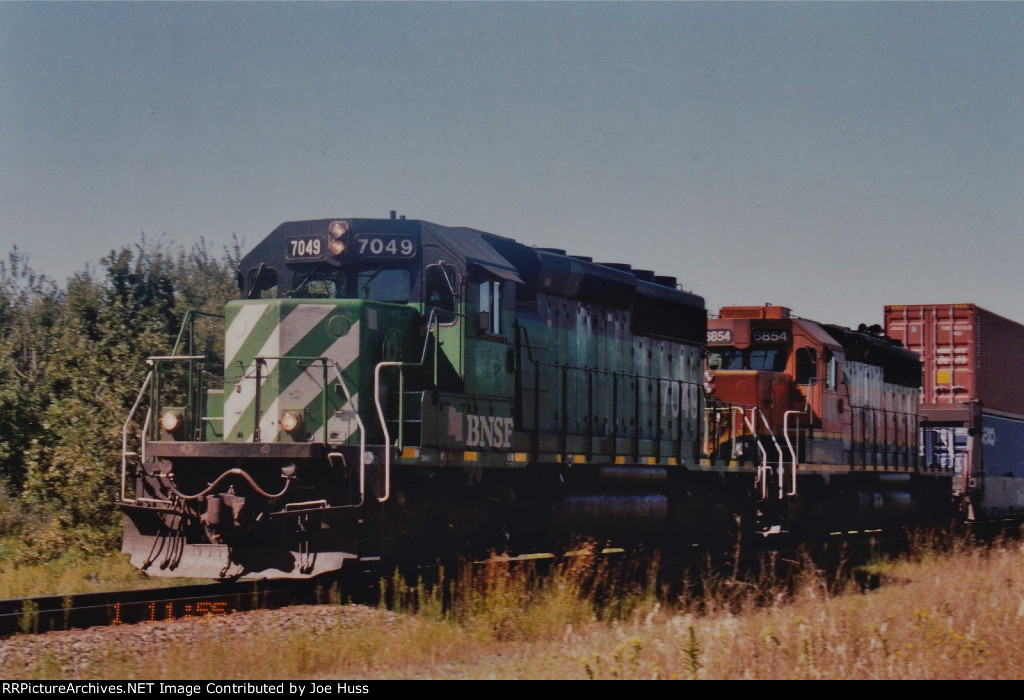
[0,580,318,638]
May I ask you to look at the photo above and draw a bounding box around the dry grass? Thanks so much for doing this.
[5,530,1024,679]
[0,542,208,599]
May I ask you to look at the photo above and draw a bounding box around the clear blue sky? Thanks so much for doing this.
[2,1,1022,328]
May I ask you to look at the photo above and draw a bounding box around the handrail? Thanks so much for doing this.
[140,407,152,466]
[702,403,750,461]
[124,352,214,502]
[138,348,373,509]
[373,361,408,504]
[121,370,153,503]
[419,307,440,365]
[367,310,447,504]
[730,406,746,459]
[122,305,222,498]
[725,405,750,461]
[418,305,464,387]
[754,409,784,500]
[328,360,367,507]
[169,310,225,356]
[783,402,812,497]
[741,408,771,499]
[146,354,208,363]
[146,353,214,443]
[782,410,801,497]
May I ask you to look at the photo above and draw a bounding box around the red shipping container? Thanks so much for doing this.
[884,304,1024,415]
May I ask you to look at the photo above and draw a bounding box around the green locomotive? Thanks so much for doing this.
[119,216,707,579]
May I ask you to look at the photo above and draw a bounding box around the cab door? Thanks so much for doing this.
[424,263,463,391]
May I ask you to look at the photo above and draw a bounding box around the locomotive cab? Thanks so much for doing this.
[705,305,847,465]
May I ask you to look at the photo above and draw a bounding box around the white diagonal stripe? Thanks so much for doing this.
[224,321,280,441]
[277,304,335,357]
[225,304,347,442]
[258,319,361,442]
[224,303,270,370]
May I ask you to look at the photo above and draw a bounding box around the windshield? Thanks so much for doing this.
[290,265,413,304]
[708,347,788,372]
[356,268,412,303]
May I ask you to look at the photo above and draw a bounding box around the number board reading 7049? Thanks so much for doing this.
[354,233,417,258]
[285,236,324,260]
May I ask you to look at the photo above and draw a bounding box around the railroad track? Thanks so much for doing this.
[0,579,326,638]
[1,521,1004,639]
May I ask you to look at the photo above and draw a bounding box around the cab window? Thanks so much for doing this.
[425,264,458,324]
[796,347,817,385]
[289,265,413,303]
[245,265,278,299]
[290,267,346,298]
[357,268,412,303]
[748,348,787,372]
[707,350,744,370]
[825,350,838,390]
[479,280,502,334]
[707,348,786,372]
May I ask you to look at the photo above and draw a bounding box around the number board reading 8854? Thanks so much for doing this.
[751,328,790,343]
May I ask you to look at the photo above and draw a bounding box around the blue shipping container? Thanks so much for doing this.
[981,412,1024,479]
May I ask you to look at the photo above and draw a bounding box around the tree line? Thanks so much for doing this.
[0,236,239,562]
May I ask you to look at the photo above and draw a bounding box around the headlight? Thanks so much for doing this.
[280,410,303,434]
[328,220,349,256]
[160,410,184,434]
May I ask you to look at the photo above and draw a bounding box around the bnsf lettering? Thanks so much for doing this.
[707,329,733,344]
[466,415,514,449]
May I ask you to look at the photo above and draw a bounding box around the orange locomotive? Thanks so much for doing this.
[702,305,953,535]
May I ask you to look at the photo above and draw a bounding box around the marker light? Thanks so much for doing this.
[280,411,303,434]
[160,410,184,434]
